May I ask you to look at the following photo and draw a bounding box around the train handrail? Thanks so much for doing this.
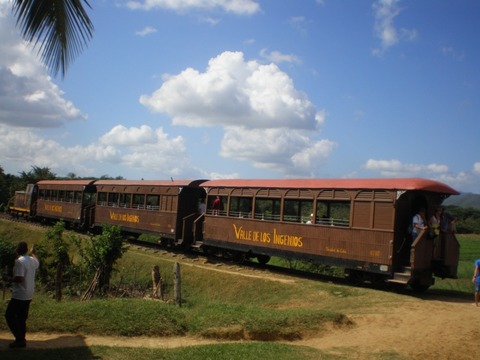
[410,228,433,275]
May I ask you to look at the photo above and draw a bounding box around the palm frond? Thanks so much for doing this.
[13,0,94,78]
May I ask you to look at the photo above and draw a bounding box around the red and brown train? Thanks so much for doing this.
[8,177,459,291]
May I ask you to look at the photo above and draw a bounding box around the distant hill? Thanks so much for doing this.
[443,192,480,209]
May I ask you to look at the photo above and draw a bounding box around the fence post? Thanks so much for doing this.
[173,262,181,306]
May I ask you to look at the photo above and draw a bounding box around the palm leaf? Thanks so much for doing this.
[13,0,94,78]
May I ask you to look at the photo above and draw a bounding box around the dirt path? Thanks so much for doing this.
[297,296,479,359]
[1,296,478,359]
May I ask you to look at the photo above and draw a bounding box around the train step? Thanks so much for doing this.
[191,241,203,249]
[387,266,412,285]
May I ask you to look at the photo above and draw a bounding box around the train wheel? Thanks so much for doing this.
[231,251,246,264]
[345,269,364,285]
[257,255,270,265]
[409,281,430,292]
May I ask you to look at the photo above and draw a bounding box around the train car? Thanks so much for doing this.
[35,180,97,228]
[199,178,459,291]
[8,184,37,218]
[93,180,206,246]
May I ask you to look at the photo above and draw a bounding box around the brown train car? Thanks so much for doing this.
[93,180,206,245]
[199,178,459,291]
[35,180,97,227]
[9,184,37,217]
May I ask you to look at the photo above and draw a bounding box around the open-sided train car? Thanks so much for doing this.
[93,180,206,246]
[199,178,459,290]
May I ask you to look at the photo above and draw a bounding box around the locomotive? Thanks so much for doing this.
[8,177,459,291]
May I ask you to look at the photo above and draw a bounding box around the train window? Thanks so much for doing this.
[66,191,75,203]
[146,195,160,210]
[58,190,66,202]
[316,201,350,227]
[97,192,107,206]
[39,190,45,200]
[283,199,313,223]
[108,193,120,207]
[133,194,145,209]
[254,198,281,221]
[74,191,82,204]
[119,193,131,208]
[229,197,253,218]
[207,196,226,216]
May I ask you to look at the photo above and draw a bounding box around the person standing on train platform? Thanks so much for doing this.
[4,241,39,349]
[472,259,480,307]
[212,196,221,215]
[411,208,427,240]
[429,207,442,258]
[198,199,206,214]
[440,208,457,235]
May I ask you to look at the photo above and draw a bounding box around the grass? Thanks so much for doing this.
[0,343,336,360]
[1,219,479,359]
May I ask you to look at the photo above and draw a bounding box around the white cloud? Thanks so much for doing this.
[473,162,480,174]
[135,26,157,36]
[126,0,260,14]
[140,51,321,130]
[220,126,336,175]
[372,0,417,56]
[0,123,191,178]
[363,159,449,177]
[259,49,301,65]
[0,4,85,128]
[140,50,332,175]
[100,125,157,146]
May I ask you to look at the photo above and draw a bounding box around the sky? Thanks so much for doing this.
[0,0,479,194]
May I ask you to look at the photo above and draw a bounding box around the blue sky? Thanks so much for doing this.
[1,0,479,193]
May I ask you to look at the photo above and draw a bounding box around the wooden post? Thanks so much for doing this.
[173,262,181,306]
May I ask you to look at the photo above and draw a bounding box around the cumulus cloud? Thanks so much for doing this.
[0,123,191,178]
[126,0,260,14]
[220,126,336,175]
[372,0,417,56]
[140,51,332,175]
[0,4,85,128]
[140,51,321,130]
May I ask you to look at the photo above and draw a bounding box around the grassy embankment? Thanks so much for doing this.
[0,219,478,359]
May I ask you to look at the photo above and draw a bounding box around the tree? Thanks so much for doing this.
[19,165,56,184]
[78,225,126,299]
[44,221,70,302]
[12,0,94,78]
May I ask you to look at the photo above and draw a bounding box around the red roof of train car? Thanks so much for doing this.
[201,178,459,195]
[93,179,201,187]
[36,180,95,186]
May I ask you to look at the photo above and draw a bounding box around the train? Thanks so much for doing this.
[8,177,460,291]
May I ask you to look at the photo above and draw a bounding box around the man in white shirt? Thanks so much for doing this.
[4,241,39,349]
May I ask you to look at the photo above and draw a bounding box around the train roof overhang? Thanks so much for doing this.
[201,178,459,195]
[93,179,206,187]
[36,180,96,191]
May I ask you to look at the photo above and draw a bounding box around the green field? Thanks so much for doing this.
[0,220,478,359]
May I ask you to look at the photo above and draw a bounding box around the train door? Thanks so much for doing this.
[176,186,207,246]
